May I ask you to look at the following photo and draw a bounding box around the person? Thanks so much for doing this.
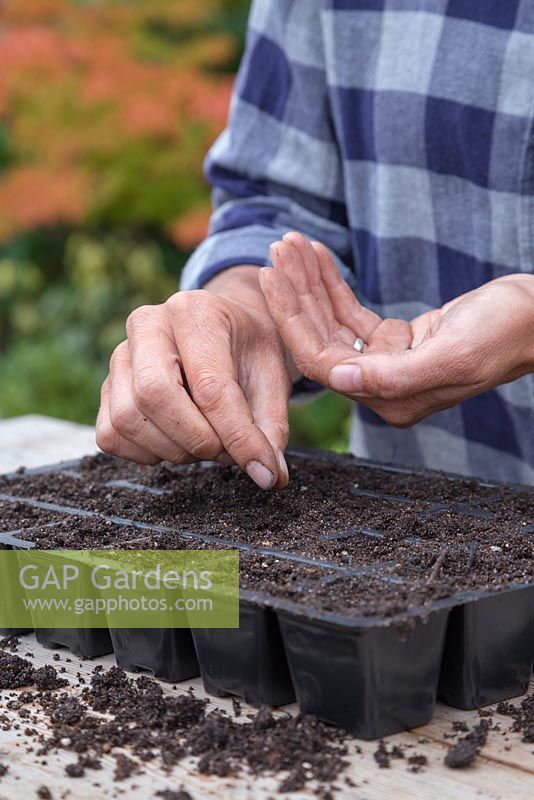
[96,0,534,488]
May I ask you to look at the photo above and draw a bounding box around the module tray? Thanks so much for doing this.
[0,449,533,739]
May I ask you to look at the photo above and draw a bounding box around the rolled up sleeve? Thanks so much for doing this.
[180,0,353,292]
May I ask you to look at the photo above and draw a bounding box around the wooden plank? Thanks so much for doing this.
[0,635,533,800]
[412,684,534,776]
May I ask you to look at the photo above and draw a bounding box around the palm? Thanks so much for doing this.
[261,232,413,383]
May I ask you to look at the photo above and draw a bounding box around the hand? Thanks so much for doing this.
[96,267,291,489]
[259,232,534,427]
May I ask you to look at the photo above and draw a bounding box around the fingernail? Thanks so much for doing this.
[246,460,276,490]
[330,364,364,394]
[276,449,289,484]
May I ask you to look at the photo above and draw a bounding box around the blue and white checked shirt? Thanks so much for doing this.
[181,0,534,485]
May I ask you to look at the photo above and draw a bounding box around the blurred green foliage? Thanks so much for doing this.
[0,0,350,451]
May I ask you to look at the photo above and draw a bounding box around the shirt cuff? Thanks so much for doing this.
[180,225,278,290]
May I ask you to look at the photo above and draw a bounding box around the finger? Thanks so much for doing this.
[311,240,382,341]
[126,304,222,460]
[177,297,282,490]
[270,238,333,341]
[108,342,197,463]
[246,344,292,487]
[329,338,473,400]
[259,265,354,384]
[282,231,322,285]
[365,318,413,354]
[282,231,341,335]
[96,377,160,465]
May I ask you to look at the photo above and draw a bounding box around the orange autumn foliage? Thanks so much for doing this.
[0,166,91,242]
[167,206,212,252]
[0,0,239,245]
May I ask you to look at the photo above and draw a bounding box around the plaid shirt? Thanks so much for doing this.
[181,0,534,485]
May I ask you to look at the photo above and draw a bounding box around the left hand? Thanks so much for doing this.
[259,232,534,428]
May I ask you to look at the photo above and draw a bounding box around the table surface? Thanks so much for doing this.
[0,415,97,474]
[0,415,533,800]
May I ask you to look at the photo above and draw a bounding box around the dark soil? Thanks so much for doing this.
[351,469,499,504]
[252,568,445,619]
[0,635,20,652]
[481,491,534,527]
[119,527,534,617]
[65,762,85,778]
[155,791,193,800]
[1,460,433,544]
[11,517,146,550]
[0,650,68,691]
[0,502,67,533]
[444,719,490,768]
[496,694,534,743]
[1,453,533,620]
[0,643,532,790]
[389,534,534,592]
[0,651,349,794]
[407,753,427,773]
[71,451,501,503]
[7,454,528,546]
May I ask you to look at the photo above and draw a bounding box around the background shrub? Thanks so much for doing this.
[0,0,350,450]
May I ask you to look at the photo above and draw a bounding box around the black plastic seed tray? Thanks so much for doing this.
[108,627,199,682]
[0,517,199,675]
[0,525,114,658]
[0,511,202,678]
[0,532,34,638]
[0,449,533,739]
[191,597,296,707]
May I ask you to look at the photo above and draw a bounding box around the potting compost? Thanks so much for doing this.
[0,448,533,744]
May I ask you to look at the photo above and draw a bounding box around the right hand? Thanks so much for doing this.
[96,267,291,489]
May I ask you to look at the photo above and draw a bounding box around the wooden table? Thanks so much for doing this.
[0,416,533,800]
[0,415,97,474]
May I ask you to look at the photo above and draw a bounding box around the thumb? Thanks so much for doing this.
[329,341,452,400]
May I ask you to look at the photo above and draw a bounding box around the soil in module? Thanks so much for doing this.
[2,452,534,663]
[0,460,432,544]
[230,532,534,620]
[0,502,70,534]
[480,490,534,527]
[58,451,503,502]
[10,517,147,550]
[10,521,533,626]
[387,533,534,594]
[3,454,531,557]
